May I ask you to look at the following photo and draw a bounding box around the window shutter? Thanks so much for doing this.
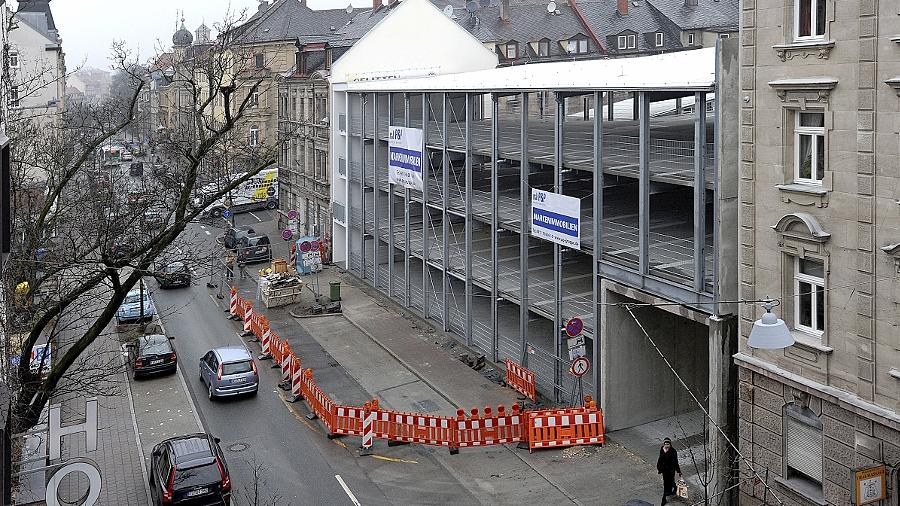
[786,416,822,482]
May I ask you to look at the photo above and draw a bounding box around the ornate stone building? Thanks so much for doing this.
[737,0,900,504]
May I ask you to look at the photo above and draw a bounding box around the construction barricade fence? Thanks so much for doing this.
[228,290,605,455]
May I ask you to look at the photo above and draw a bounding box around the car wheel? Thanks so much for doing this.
[265,200,277,210]
[208,383,215,401]
[199,368,204,382]
[210,207,223,219]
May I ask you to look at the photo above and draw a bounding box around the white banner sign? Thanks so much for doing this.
[531,189,581,249]
[388,126,424,190]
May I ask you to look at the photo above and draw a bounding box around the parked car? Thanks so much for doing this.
[236,234,271,265]
[129,161,144,176]
[116,284,156,325]
[155,261,191,289]
[127,333,177,378]
[222,227,256,249]
[149,433,231,506]
[198,346,258,400]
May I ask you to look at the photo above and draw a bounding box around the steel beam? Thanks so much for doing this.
[490,94,500,363]
[464,94,473,346]
[388,93,395,298]
[372,93,379,289]
[422,93,429,319]
[638,92,650,276]
[693,91,707,293]
[519,92,529,360]
[592,91,603,401]
[360,94,366,279]
[404,93,411,308]
[553,92,564,402]
[442,93,450,331]
[607,91,614,122]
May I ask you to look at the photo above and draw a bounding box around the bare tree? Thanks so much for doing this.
[236,457,286,506]
[0,10,281,452]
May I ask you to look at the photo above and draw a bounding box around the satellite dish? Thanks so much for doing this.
[443,4,454,17]
[547,1,557,13]
[345,4,353,14]
[465,0,478,13]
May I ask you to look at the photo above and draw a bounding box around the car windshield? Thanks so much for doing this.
[165,263,185,273]
[222,360,252,375]
[140,336,170,356]
[123,293,147,304]
[174,461,220,489]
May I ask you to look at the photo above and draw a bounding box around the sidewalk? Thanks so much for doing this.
[234,266,668,505]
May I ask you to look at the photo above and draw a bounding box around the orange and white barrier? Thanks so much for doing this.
[259,320,272,359]
[456,405,525,448]
[388,412,455,447]
[289,355,303,400]
[301,369,335,434]
[361,402,376,452]
[242,301,254,336]
[229,287,240,320]
[526,403,605,453]
[504,359,536,402]
[333,406,365,437]
[280,342,292,383]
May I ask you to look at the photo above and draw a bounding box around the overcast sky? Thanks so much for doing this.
[15,0,372,71]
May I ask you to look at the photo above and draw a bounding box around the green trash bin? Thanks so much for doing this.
[329,281,341,302]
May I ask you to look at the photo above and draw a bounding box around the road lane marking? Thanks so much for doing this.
[371,455,418,465]
[279,395,321,434]
[248,212,262,222]
[335,475,361,506]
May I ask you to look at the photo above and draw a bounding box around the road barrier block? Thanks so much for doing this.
[504,359,536,401]
[526,405,605,453]
[456,405,525,448]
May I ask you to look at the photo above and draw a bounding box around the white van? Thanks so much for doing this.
[197,168,278,218]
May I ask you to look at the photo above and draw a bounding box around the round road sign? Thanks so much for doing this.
[299,241,312,253]
[281,229,293,241]
[310,240,320,250]
[222,209,232,218]
[287,209,298,220]
[570,356,590,377]
[565,317,584,337]
[266,186,276,196]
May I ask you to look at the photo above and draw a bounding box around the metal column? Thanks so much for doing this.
[441,93,450,331]
[638,92,650,276]
[490,94,500,363]
[592,91,603,401]
[388,94,395,298]
[360,94,366,279]
[693,92,707,293]
[404,94,411,307]
[464,95,473,346]
[372,93,379,289]
[553,92,564,401]
[422,94,429,319]
[607,91,614,122]
[519,92,529,359]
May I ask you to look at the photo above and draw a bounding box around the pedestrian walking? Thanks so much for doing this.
[656,437,682,505]
[224,251,236,281]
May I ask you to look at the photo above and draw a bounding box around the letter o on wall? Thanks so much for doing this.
[46,462,102,506]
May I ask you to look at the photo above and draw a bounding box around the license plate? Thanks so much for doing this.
[150,359,163,365]
[232,378,246,383]
[186,488,208,497]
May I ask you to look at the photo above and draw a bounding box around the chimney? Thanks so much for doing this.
[500,0,511,22]
[258,0,269,13]
[617,0,628,15]
[373,0,382,11]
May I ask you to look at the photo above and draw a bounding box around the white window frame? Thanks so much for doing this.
[794,0,826,41]
[538,39,550,57]
[8,50,19,69]
[617,35,627,50]
[9,86,19,107]
[793,257,824,336]
[505,42,517,59]
[251,91,260,107]
[655,32,664,47]
[794,112,825,184]
[627,35,636,49]
[577,38,588,54]
[687,33,695,45]
[249,126,259,147]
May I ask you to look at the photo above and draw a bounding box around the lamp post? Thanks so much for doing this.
[747,298,794,349]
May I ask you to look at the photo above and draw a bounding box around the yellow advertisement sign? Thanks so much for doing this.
[854,465,886,505]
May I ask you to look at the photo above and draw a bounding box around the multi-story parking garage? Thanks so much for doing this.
[329,2,741,474]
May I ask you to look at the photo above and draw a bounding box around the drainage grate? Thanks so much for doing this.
[227,442,249,452]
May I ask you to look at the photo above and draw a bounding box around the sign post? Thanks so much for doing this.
[569,356,590,407]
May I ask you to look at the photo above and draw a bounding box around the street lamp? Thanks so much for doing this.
[748,298,793,349]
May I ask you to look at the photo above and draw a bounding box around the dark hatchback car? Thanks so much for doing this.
[127,334,177,379]
[222,227,255,249]
[236,234,271,264]
[150,434,231,506]
[155,262,191,289]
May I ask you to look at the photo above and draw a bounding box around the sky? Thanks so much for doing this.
[15,0,372,71]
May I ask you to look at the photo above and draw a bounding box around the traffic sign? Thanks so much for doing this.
[565,317,584,337]
[222,209,232,218]
[570,356,590,377]
[267,186,276,196]
[287,209,298,220]
[299,241,311,253]
[567,335,586,360]
[281,229,293,241]
[310,240,320,250]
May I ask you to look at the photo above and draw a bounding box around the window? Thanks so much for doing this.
[627,35,636,49]
[655,32,664,47]
[567,36,589,54]
[249,126,259,147]
[793,257,824,335]
[719,33,730,39]
[538,39,550,57]
[505,42,518,59]
[794,112,825,183]
[8,50,18,69]
[784,404,823,491]
[687,33,695,45]
[617,36,627,50]
[9,86,19,107]
[578,38,588,53]
[250,91,260,107]
[255,53,265,68]
[795,0,826,40]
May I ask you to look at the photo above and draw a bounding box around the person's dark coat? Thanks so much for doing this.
[656,446,681,475]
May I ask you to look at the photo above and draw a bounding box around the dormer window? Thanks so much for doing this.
[538,39,550,57]
[655,33,664,47]
[567,35,589,54]
[687,32,695,45]
[505,42,518,59]
[617,35,627,50]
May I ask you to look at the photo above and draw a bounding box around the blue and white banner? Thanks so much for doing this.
[388,126,424,191]
[531,189,580,249]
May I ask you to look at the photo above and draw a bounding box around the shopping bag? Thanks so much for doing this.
[676,479,689,499]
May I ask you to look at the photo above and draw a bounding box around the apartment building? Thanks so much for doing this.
[737,1,900,504]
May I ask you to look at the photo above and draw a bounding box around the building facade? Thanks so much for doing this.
[737,0,900,504]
